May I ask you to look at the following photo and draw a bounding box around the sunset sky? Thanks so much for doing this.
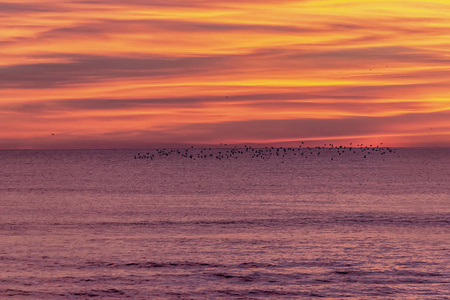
[1,0,449,149]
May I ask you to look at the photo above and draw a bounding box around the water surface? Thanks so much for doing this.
[0,148,449,299]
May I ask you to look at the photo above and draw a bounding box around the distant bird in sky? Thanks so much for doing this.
[51,133,54,136]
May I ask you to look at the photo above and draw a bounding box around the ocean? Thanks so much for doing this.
[0,147,449,299]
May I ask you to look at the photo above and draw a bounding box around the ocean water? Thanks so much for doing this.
[0,147,449,299]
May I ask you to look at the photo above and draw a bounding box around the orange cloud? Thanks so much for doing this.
[0,0,449,148]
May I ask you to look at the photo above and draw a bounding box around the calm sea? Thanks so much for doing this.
[0,148,449,299]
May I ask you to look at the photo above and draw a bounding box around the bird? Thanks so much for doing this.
[132,140,395,163]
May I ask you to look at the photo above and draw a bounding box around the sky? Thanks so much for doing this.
[1,0,449,149]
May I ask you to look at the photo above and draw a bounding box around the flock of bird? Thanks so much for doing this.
[134,143,396,162]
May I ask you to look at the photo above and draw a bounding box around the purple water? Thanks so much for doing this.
[0,148,449,299]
